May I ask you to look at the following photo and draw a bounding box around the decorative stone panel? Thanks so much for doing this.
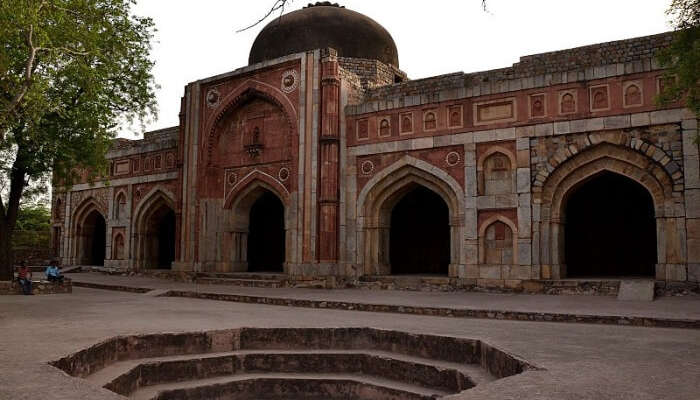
[356,146,464,193]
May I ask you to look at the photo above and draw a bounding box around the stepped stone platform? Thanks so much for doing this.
[92,268,700,296]
[50,327,536,399]
[68,273,700,329]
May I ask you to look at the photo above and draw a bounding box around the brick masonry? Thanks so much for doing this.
[51,15,699,289]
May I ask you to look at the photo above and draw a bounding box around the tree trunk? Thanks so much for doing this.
[0,222,14,281]
[0,131,28,281]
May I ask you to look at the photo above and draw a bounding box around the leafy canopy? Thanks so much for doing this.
[14,204,51,231]
[657,0,700,117]
[0,0,157,190]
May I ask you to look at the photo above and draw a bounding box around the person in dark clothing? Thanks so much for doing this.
[17,261,33,295]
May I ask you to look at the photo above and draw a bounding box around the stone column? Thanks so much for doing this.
[463,143,479,279]
[317,49,340,262]
[516,137,534,278]
[682,115,700,282]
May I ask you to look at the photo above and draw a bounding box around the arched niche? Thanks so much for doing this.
[477,148,516,196]
[114,191,127,220]
[479,216,518,266]
[357,156,464,277]
[205,81,297,168]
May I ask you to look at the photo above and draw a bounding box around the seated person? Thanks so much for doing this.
[45,260,64,283]
[16,261,33,295]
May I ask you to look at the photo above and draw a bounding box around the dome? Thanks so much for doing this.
[249,2,399,67]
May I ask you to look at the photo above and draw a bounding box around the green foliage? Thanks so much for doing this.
[11,230,49,249]
[657,0,700,118]
[14,203,50,231]
[0,0,157,278]
[0,0,158,194]
[12,203,51,250]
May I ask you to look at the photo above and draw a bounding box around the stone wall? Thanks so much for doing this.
[0,279,72,295]
[338,57,406,89]
[358,32,674,106]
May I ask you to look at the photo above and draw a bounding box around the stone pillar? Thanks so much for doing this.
[682,116,700,282]
[317,49,340,262]
[516,137,534,278]
[172,83,199,272]
[463,143,478,279]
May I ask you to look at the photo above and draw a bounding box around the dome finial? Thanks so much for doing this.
[305,2,344,8]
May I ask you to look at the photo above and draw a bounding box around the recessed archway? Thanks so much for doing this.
[79,209,106,266]
[564,171,656,277]
[132,189,178,271]
[536,141,682,280]
[357,156,465,277]
[224,175,290,273]
[247,191,285,272]
[389,186,450,275]
[141,204,175,269]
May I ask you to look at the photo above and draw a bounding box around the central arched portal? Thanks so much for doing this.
[564,171,656,277]
[389,186,450,275]
[247,191,285,272]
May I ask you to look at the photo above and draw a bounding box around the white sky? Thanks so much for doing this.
[124,0,674,139]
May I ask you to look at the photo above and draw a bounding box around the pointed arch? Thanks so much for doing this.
[219,174,290,273]
[540,143,675,220]
[357,155,465,276]
[535,142,683,280]
[204,79,298,165]
[70,197,107,265]
[478,215,518,266]
[533,132,682,193]
[358,155,463,219]
[224,170,290,212]
[112,233,125,260]
[131,187,177,270]
[478,149,515,196]
[114,190,127,220]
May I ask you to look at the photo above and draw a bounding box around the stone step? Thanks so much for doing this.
[618,279,655,301]
[60,265,83,274]
[92,349,493,396]
[131,373,449,400]
[196,277,283,288]
[197,272,287,281]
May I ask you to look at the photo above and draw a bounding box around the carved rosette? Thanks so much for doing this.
[360,160,375,176]
[445,151,461,167]
[281,70,299,94]
[206,88,221,108]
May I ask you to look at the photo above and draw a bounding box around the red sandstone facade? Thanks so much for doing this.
[52,4,700,288]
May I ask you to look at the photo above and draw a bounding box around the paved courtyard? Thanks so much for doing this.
[1,277,700,400]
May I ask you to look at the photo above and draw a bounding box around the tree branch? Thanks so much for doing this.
[236,0,291,33]
[239,1,489,34]
[1,25,38,122]
[36,46,89,56]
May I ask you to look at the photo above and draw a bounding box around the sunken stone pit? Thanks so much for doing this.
[50,328,538,399]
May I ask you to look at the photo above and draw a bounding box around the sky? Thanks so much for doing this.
[125,0,674,139]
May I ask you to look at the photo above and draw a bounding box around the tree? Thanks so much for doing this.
[14,204,51,232]
[657,0,700,118]
[0,0,157,280]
